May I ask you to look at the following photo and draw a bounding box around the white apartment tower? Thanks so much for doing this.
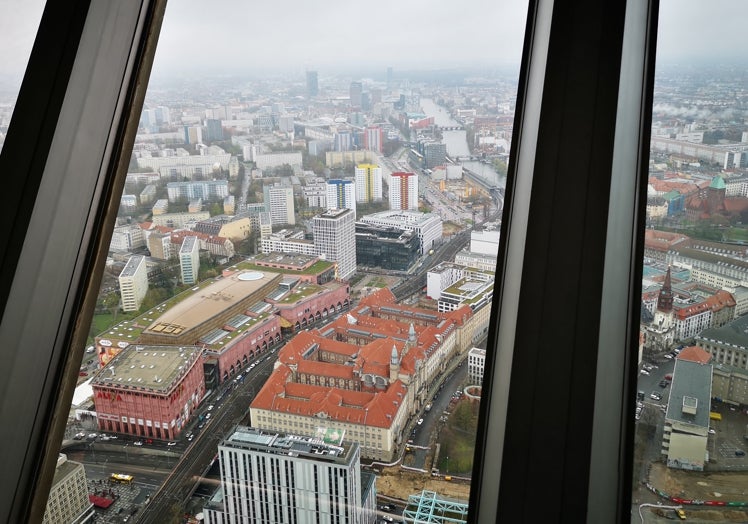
[263,183,296,226]
[313,208,356,280]
[118,255,148,312]
[354,164,382,203]
[389,171,418,211]
[203,426,375,524]
[326,179,357,214]
[179,235,200,285]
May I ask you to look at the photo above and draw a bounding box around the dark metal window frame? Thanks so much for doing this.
[0,0,658,522]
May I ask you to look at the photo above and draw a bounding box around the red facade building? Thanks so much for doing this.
[92,345,205,440]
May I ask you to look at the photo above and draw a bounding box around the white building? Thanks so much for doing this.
[470,223,501,256]
[166,180,229,202]
[118,255,148,312]
[355,164,382,203]
[313,208,357,280]
[326,179,357,214]
[179,236,200,285]
[260,229,317,256]
[468,347,487,385]
[203,426,376,524]
[42,454,94,524]
[136,152,232,172]
[359,211,442,255]
[263,183,296,226]
[427,263,468,301]
[454,250,497,273]
[389,171,418,211]
[303,178,327,209]
[254,151,303,170]
[109,224,145,252]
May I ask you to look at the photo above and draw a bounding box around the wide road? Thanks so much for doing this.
[135,352,276,523]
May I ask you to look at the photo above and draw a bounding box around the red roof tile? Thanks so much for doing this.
[677,346,711,364]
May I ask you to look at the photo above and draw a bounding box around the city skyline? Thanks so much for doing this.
[4,0,748,85]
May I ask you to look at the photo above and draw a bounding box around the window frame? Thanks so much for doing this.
[0,0,660,522]
[469,0,658,522]
[0,1,165,521]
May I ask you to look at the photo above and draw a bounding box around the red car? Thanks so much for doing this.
[78,371,88,376]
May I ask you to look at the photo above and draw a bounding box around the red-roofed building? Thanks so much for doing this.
[643,230,690,263]
[676,346,712,364]
[251,289,476,461]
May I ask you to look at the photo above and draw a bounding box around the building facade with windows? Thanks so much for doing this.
[166,180,229,202]
[467,347,487,385]
[179,236,200,285]
[326,179,356,214]
[358,211,442,255]
[313,208,356,280]
[118,255,148,312]
[354,164,382,203]
[355,223,420,272]
[203,426,376,524]
[389,171,418,211]
[263,183,296,226]
[42,454,93,524]
[91,345,205,439]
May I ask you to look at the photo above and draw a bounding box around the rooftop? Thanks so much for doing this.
[664,357,712,429]
[222,426,356,464]
[91,344,201,393]
[119,255,145,278]
[141,271,280,338]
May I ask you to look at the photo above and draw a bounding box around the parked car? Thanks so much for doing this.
[650,392,662,401]
[167,441,177,446]
[736,449,746,457]
[133,440,143,446]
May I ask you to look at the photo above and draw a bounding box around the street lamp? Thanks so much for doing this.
[446,455,449,474]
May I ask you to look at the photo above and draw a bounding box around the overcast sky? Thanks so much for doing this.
[2,0,748,80]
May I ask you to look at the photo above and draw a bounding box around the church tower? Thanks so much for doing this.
[389,344,400,384]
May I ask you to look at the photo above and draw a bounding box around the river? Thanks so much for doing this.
[419,98,504,187]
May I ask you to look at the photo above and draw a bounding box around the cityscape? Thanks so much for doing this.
[2,1,748,524]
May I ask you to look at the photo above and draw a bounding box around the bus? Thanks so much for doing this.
[110,473,134,484]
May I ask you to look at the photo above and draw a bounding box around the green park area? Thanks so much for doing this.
[437,400,480,475]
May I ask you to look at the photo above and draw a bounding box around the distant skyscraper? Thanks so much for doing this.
[306,70,318,97]
[386,66,393,89]
[389,171,419,211]
[203,426,376,524]
[355,164,382,203]
[350,81,363,108]
[364,126,383,153]
[313,208,356,280]
[263,183,296,226]
[326,179,356,214]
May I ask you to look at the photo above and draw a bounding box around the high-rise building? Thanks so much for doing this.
[205,118,223,141]
[389,171,418,210]
[263,183,295,226]
[306,70,318,98]
[386,66,393,89]
[313,208,356,280]
[184,125,203,145]
[334,131,352,152]
[326,179,356,214]
[349,81,363,108]
[354,164,382,203]
[363,126,383,153]
[118,255,148,312]
[42,454,94,524]
[179,235,200,285]
[203,426,376,524]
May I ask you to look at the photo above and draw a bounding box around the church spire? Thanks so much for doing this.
[657,267,673,312]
